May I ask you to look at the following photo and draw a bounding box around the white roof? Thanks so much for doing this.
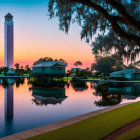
[32,61,67,68]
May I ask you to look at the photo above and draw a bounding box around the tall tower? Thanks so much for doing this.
[4,13,14,68]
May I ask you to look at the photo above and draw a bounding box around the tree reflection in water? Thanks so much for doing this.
[70,81,88,92]
[94,83,140,107]
[0,78,15,88]
[15,78,25,88]
[0,78,25,88]
[94,84,123,106]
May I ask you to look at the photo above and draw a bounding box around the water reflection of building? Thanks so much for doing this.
[94,83,140,107]
[32,88,67,106]
[5,85,14,120]
[108,84,140,99]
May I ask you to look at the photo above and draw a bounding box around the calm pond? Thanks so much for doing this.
[0,78,140,138]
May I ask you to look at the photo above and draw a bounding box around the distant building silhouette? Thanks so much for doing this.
[4,13,14,68]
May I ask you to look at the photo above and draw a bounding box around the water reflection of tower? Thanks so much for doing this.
[5,85,14,120]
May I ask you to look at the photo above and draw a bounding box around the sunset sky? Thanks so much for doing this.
[0,0,95,69]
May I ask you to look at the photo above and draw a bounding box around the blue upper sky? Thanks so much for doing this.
[0,0,48,5]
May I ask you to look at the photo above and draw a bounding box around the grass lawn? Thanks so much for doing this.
[53,77,72,81]
[87,77,93,79]
[27,102,140,140]
[63,77,72,81]
[24,74,30,76]
[0,74,4,76]
[88,77,102,80]
[117,125,140,140]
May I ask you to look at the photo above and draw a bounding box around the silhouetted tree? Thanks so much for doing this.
[75,69,92,78]
[33,57,67,65]
[74,61,82,68]
[33,57,53,65]
[0,67,4,74]
[15,78,25,88]
[2,67,9,75]
[94,84,123,106]
[14,63,20,69]
[66,70,73,77]
[71,81,88,92]
[58,59,68,65]
[25,65,29,69]
[24,65,32,74]
[48,0,140,61]
[91,54,125,74]
[126,64,138,69]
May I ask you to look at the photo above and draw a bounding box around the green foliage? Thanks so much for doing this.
[15,69,25,76]
[66,70,73,77]
[25,68,32,74]
[14,63,24,76]
[75,69,92,78]
[0,67,9,75]
[63,77,72,81]
[0,67,3,74]
[0,64,32,76]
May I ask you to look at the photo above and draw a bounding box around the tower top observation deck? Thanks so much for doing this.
[5,13,13,21]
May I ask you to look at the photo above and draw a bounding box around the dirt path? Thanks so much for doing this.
[104,119,140,140]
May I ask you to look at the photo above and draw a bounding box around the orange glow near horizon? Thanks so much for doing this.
[0,29,95,69]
